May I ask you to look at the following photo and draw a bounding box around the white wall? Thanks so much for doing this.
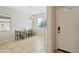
[0,6,32,43]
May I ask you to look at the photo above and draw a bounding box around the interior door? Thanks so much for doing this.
[56,7,79,53]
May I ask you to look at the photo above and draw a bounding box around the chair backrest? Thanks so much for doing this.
[28,29,33,34]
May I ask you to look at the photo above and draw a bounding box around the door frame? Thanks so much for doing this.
[47,6,56,52]
[47,6,66,53]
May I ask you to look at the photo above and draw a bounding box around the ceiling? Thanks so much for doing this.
[7,6,47,15]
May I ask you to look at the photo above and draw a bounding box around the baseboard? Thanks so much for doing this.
[54,49,58,53]
[57,48,71,53]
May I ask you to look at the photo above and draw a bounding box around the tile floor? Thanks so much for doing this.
[0,35,47,53]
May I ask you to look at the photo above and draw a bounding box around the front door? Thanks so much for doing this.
[56,7,79,53]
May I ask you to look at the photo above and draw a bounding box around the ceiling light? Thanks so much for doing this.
[26,16,30,18]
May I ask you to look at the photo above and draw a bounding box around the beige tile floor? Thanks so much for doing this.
[0,35,47,53]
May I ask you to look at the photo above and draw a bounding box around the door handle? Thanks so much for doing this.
[58,26,60,33]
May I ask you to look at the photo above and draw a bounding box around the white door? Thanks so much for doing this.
[56,7,79,53]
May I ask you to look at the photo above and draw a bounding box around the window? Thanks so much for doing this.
[37,18,43,28]
[37,18,47,28]
[0,16,11,32]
